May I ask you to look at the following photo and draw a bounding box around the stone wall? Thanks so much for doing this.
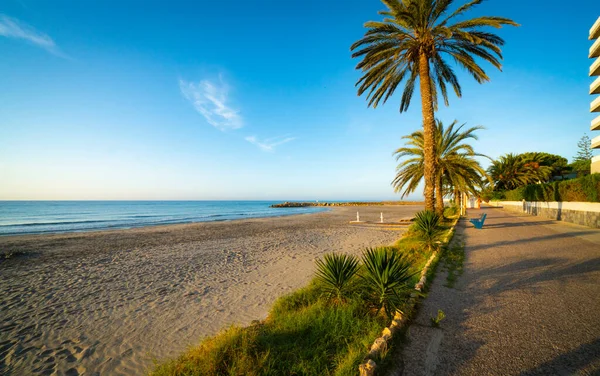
[490,201,600,229]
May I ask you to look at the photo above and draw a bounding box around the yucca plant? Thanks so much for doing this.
[413,210,445,253]
[314,253,360,302]
[361,247,414,318]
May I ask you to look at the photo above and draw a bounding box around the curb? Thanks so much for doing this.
[358,216,460,376]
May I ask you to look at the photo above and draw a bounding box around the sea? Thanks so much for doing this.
[0,201,328,236]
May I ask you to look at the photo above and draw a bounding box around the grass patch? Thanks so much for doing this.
[443,235,465,288]
[152,246,425,376]
[393,232,429,266]
[152,281,388,376]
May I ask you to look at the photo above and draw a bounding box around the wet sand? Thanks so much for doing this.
[0,205,422,375]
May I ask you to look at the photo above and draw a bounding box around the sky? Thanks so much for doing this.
[0,0,598,201]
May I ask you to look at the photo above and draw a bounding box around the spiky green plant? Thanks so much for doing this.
[351,0,518,212]
[361,247,414,318]
[413,210,445,253]
[314,253,360,302]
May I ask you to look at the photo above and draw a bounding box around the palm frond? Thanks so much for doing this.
[351,0,518,111]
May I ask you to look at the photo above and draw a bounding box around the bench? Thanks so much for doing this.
[469,213,487,229]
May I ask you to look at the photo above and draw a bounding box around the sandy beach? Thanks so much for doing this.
[0,205,421,375]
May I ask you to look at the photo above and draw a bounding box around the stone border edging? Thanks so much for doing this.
[358,216,460,376]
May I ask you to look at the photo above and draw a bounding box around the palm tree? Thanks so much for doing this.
[519,152,556,183]
[443,154,488,209]
[488,153,551,190]
[392,119,488,215]
[351,0,517,211]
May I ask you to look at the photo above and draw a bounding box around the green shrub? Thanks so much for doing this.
[504,187,524,201]
[500,174,600,202]
[490,190,506,201]
[314,253,360,302]
[557,179,587,201]
[482,190,506,201]
[443,204,458,218]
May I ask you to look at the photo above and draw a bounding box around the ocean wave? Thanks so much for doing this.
[0,219,111,228]
[0,202,329,236]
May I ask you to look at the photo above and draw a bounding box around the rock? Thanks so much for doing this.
[359,359,377,376]
[382,327,392,340]
[369,337,387,357]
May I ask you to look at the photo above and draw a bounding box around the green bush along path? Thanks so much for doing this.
[501,174,600,202]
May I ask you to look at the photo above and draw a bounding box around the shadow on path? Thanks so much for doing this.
[470,256,600,294]
[483,221,562,229]
[466,230,598,252]
[519,338,600,375]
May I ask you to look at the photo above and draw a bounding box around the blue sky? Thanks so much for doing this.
[0,0,598,200]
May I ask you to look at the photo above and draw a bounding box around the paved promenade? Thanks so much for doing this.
[395,206,600,376]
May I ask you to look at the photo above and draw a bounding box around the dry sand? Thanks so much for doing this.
[0,205,421,376]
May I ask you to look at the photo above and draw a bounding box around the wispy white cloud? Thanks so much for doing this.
[245,135,296,152]
[0,14,64,57]
[179,76,294,152]
[179,77,243,131]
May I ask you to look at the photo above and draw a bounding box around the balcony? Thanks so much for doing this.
[592,155,600,173]
[592,57,600,76]
[592,134,600,149]
[591,16,600,40]
[593,96,600,112]
[591,37,600,58]
[592,115,600,131]
[592,76,600,95]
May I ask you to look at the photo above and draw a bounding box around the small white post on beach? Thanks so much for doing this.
[380,212,384,223]
[357,211,360,222]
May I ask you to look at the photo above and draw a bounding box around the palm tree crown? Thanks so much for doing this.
[392,119,488,213]
[488,153,552,191]
[351,0,517,111]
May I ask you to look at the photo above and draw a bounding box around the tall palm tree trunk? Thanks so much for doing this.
[435,172,444,216]
[418,52,437,212]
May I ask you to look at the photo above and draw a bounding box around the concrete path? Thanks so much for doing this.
[394,206,600,376]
